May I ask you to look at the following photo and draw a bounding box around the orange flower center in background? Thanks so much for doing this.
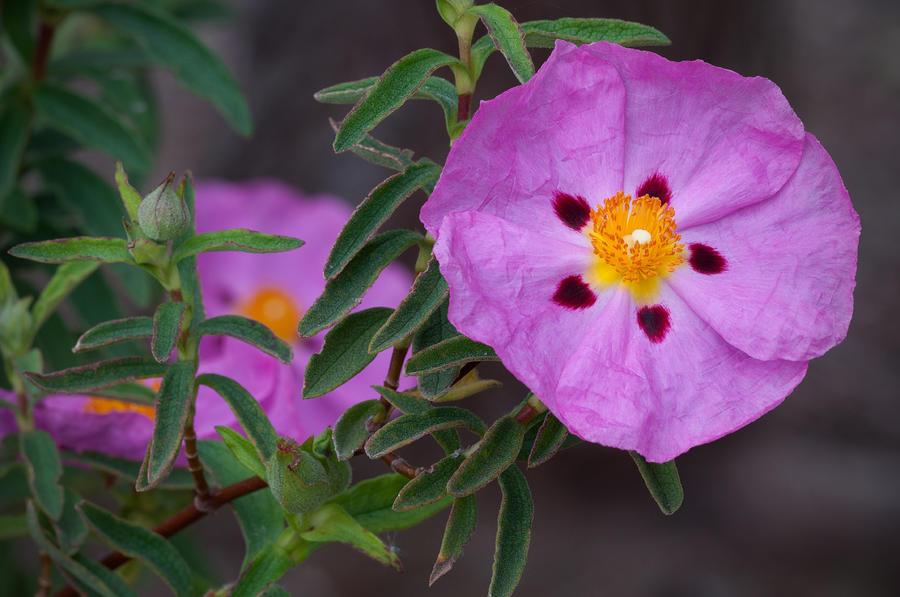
[238,286,302,342]
[83,397,155,420]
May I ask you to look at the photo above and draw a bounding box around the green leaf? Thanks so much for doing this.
[60,450,194,490]
[170,228,304,263]
[334,48,459,152]
[447,415,525,497]
[26,357,167,393]
[79,501,193,597]
[302,307,393,398]
[328,118,415,171]
[365,407,486,458]
[371,385,428,415]
[198,440,283,567]
[197,315,293,364]
[0,102,31,198]
[0,187,37,233]
[629,451,683,515]
[2,0,36,62]
[329,473,449,534]
[115,160,142,221]
[37,158,124,238]
[146,361,194,486]
[72,553,137,597]
[30,261,99,334]
[214,426,266,479]
[33,84,151,171]
[151,301,187,362]
[394,453,463,511]
[324,160,441,279]
[93,2,252,135]
[52,488,88,555]
[300,503,401,570]
[88,381,157,404]
[299,230,422,337]
[528,413,569,468]
[9,237,133,264]
[467,4,534,84]
[314,76,379,103]
[21,431,64,520]
[490,466,533,597]
[197,373,278,461]
[405,335,498,375]
[73,317,154,352]
[413,300,459,399]
[266,445,332,514]
[332,399,384,461]
[370,257,448,353]
[430,494,477,585]
[0,514,28,540]
[231,541,295,597]
[521,17,670,48]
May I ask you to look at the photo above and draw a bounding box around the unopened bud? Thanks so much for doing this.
[137,173,188,241]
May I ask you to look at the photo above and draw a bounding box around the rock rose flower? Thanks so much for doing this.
[421,41,859,462]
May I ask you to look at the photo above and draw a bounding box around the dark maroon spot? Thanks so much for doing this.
[636,172,672,205]
[637,305,671,343]
[689,243,727,274]
[553,275,597,310]
[552,192,591,231]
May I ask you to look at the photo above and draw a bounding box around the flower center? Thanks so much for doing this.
[587,191,684,284]
[83,397,155,420]
[238,286,302,342]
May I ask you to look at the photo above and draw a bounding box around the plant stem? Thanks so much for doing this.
[31,22,55,83]
[35,552,52,597]
[381,452,421,479]
[383,341,410,391]
[182,408,212,511]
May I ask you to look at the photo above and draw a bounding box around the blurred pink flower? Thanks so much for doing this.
[421,41,859,462]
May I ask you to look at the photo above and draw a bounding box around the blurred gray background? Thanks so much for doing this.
[152,1,900,595]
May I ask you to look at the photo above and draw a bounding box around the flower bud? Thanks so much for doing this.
[137,173,188,241]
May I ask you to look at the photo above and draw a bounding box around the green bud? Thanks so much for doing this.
[137,173,188,241]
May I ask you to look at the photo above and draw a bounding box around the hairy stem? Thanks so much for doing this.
[182,408,212,511]
[381,452,421,479]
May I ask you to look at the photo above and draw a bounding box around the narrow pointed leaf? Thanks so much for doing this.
[521,17,670,48]
[197,315,293,364]
[2,0,36,63]
[171,228,304,263]
[365,407,486,458]
[334,48,458,151]
[629,451,683,515]
[299,504,401,570]
[231,542,294,597]
[73,317,153,352]
[60,450,194,490]
[115,160,142,220]
[30,261,99,333]
[371,385,428,415]
[430,494,477,585]
[21,431,64,520]
[370,257,448,353]
[528,413,569,468]
[394,454,463,511]
[146,362,194,486]
[9,237,133,264]
[328,473,449,534]
[332,399,385,461]
[299,230,423,337]
[33,84,150,171]
[314,76,377,103]
[72,554,136,597]
[467,4,534,83]
[88,381,156,404]
[490,466,532,597]
[93,2,252,135]
[52,488,88,555]
[327,118,414,171]
[197,373,278,461]
[215,426,267,479]
[406,335,498,375]
[413,300,459,399]
[79,501,193,597]
[151,301,187,362]
[448,415,525,497]
[303,307,393,398]
[172,174,206,323]
[432,368,502,403]
[324,160,441,279]
[25,357,168,393]
[0,102,31,197]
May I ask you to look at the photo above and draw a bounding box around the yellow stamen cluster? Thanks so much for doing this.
[238,286,302,343]
[588,191,684,283]
[83,397,155,420]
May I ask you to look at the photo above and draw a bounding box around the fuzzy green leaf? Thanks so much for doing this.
[300,504,401,571]
[151,301,187,362]
[52,488,88,555]
[170,228,304,263]
[21,431,64,520]
[490,466,533,597]
[522,17,670,48]
[413,300,459,399]
[332,399,385,461]
[394,453,463,511]
[365,407,486,458]
[405,335,498,375]
[9,237,133,264]
[528,413,569,468]
[115,160,142,221]
[93,2,252,135]
[30,261,99,334]
[447,415,525,497]
[324,160,441,279]
[370,257,448,353]
[79,501,193,597]
[231,541,295,597]
[371,385,428,415]
[73,317,153,352]
[60,450,194,490]
[146,361,194,487]
[334,48,458,152]
[2,0,36,63]
[299,230,423,337]
[430,494,477,585]
[314,76,379,103]
[302,308,393,398]
[25,357,168,393]
[0,102,31,198]
[88,381,156,404]
[330,473,450,535]
[33,84,150,171]
[327,118,415,171]
[197,315,293,364]
[467,4,534,83]
[197,373,278,461]
[215,426,267,479]
[629,451,683,515]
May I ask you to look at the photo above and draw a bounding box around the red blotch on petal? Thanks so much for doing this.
[689,243,728,274]
[637,305,671,343]
[636,172,672,205]
[552,192,591,231]
[553,275,597,309]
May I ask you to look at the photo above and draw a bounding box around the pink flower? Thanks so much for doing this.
[420,41,859,462]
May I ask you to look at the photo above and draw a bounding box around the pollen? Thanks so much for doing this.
[83,397,155,420]
[238,286,302,343]
[587,191,684,285]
